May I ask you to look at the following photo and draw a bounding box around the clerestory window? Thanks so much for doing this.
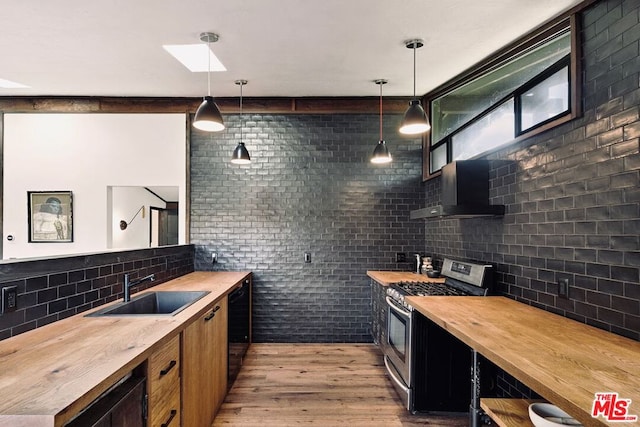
[425,16,580,179]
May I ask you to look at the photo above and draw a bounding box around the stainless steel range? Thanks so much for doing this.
[382,258,493,414]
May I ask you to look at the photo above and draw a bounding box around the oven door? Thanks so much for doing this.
[383,296,413,409]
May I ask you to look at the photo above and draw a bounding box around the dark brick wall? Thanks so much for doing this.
[0,245,194,340]
[423,0,640,348]
[191,114,424,342]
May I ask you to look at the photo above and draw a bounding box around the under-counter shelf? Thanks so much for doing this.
[481,398,542,427]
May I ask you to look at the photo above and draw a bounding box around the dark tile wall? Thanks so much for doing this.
[191,114,424,342]
[0,245,194,340]
[423,0,640,341]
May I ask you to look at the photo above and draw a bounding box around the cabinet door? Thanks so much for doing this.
[211,297,228,412]
[182,297,228,427]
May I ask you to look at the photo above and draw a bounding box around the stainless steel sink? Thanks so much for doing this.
[87,291,210,316]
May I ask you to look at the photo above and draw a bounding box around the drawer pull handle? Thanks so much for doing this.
[160,360,177,376]
[161,409,177,427]
[204,305,221,321]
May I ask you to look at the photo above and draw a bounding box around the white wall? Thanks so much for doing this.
[3,114,186,259]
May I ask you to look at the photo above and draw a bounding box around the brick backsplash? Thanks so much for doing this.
[191,114,424,342]
[423,0,640,341]
[0,245,194,340]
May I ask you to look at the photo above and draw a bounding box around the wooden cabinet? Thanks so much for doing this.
[182,297,228,427]
[146,334,180,427]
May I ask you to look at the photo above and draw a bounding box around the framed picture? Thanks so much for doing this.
[28,191,74,243]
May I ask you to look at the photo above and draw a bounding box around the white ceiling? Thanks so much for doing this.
[1,0,583,98]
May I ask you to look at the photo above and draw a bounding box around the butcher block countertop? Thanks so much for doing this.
[407,296,640,427]
[366,270,445,285]
[0,271,250,427]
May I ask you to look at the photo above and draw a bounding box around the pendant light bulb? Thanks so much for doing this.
[400,39,430,135]
[231,80,251,165]
[371,79,392,164]
[193,32,225,132]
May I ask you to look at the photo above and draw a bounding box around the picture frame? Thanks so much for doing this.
[28,191,74,243]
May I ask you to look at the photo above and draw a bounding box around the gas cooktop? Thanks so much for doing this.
[389,258,494,299]
[391,280,468,296]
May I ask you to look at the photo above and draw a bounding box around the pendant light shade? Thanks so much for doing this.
[371,140,391,164]
[231,79,251,164]
[231,142,251,164]
[371,79,392,164]
[193,32,225,132]
[399,39,431,135]
[193,96,225,131]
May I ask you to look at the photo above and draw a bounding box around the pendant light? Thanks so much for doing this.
[193,32,225,132]
[399,39,431,135]
[371,79,392,164]
[231,79,251,164]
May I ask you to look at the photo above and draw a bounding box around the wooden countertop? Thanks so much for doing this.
[0,271,250,427]
[366,270,445,285]
[407,296,640,427]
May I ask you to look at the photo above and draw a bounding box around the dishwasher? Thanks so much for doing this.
[228,277,251,389]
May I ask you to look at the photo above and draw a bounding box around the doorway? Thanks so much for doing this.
[150,204,178,247]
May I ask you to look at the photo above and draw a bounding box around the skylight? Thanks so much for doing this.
[163,44,226,72]
[0,78,29,89]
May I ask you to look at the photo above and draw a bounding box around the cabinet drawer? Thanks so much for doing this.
[148,334,180,427]
[149,335,180,388]
[149,383,180,427]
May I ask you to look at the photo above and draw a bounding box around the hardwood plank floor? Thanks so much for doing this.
[213,343,468,426]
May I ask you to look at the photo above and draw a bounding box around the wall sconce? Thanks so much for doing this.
[120,206,145,230]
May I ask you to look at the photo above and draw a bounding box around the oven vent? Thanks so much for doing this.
[410,160,505,219]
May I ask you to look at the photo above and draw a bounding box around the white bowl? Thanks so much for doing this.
[528,403,583,426]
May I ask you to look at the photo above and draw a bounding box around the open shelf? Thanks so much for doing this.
[480,398,543,427]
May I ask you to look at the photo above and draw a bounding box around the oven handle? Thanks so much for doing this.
[385,296,412,317]
[384,355,410,395]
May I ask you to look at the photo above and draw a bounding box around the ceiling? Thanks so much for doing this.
[1,0,584,99]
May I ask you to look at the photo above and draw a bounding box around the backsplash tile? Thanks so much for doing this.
[0,245,194,340]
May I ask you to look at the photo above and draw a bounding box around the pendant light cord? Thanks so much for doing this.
[240,82,243,141]
[379,83,383,140]
[207,39,211,97]
[412,44,416,98]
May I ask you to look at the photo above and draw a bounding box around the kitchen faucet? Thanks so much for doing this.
[123,273,155,302]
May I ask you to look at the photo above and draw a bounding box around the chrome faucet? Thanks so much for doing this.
[123,273,155,302]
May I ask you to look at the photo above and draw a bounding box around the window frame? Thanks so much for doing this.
[514,56,571,135]
[422,14,582,181]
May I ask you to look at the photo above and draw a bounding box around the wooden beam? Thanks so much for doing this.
[0,96,412,114]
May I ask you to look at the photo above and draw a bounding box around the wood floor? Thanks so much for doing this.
[213,343,468,426]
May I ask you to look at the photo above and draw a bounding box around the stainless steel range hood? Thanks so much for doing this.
[410,160,505,219]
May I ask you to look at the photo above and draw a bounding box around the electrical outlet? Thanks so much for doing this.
[396,252,407,263]
[1,286,18,314]
[304,252,311,263]
[558,278,569,299]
